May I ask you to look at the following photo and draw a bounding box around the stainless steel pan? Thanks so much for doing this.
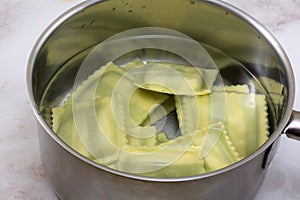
[27,0,300,199]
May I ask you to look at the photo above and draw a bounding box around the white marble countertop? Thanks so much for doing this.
[0,0,299,199]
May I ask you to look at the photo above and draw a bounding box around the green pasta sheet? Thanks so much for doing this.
[141,96,176,126]
[52,103,96,161]
[223,93,268,157]
[123,58,177,127]
[122,58,144,71]
[175,85,250,136]
[53,93,170,166]
[69,59,170,128]
[116,144,205,178]
[174,85,246,136]
[212,84,250,93]
[68,59,170,127]
[52,98,126,165]
[175,94,200,135]
[175,90,269,157]
[125,62,219,96]
[95,61,170,127]
[126,133,158,147]
[52,60,174,162]
[51,62,123,162]
[156,132,169,144]
[114,123,240,177]
[116,131,205,177]
[199,124,241,172]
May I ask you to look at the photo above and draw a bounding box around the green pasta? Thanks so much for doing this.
[51,59,270,178]
[175,89,269,157]
[126,62,219,96]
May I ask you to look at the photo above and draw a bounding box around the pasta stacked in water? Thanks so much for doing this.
[52,58,269,177]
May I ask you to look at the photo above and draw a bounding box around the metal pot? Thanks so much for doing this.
[27,0,300,199]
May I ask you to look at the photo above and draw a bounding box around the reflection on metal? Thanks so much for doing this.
[285,110,300,141]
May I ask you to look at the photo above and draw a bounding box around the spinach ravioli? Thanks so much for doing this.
[52,58,269,177]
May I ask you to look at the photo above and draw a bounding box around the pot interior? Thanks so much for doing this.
[29,0,292,176]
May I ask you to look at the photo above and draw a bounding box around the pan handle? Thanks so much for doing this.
[284,110,300,141]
